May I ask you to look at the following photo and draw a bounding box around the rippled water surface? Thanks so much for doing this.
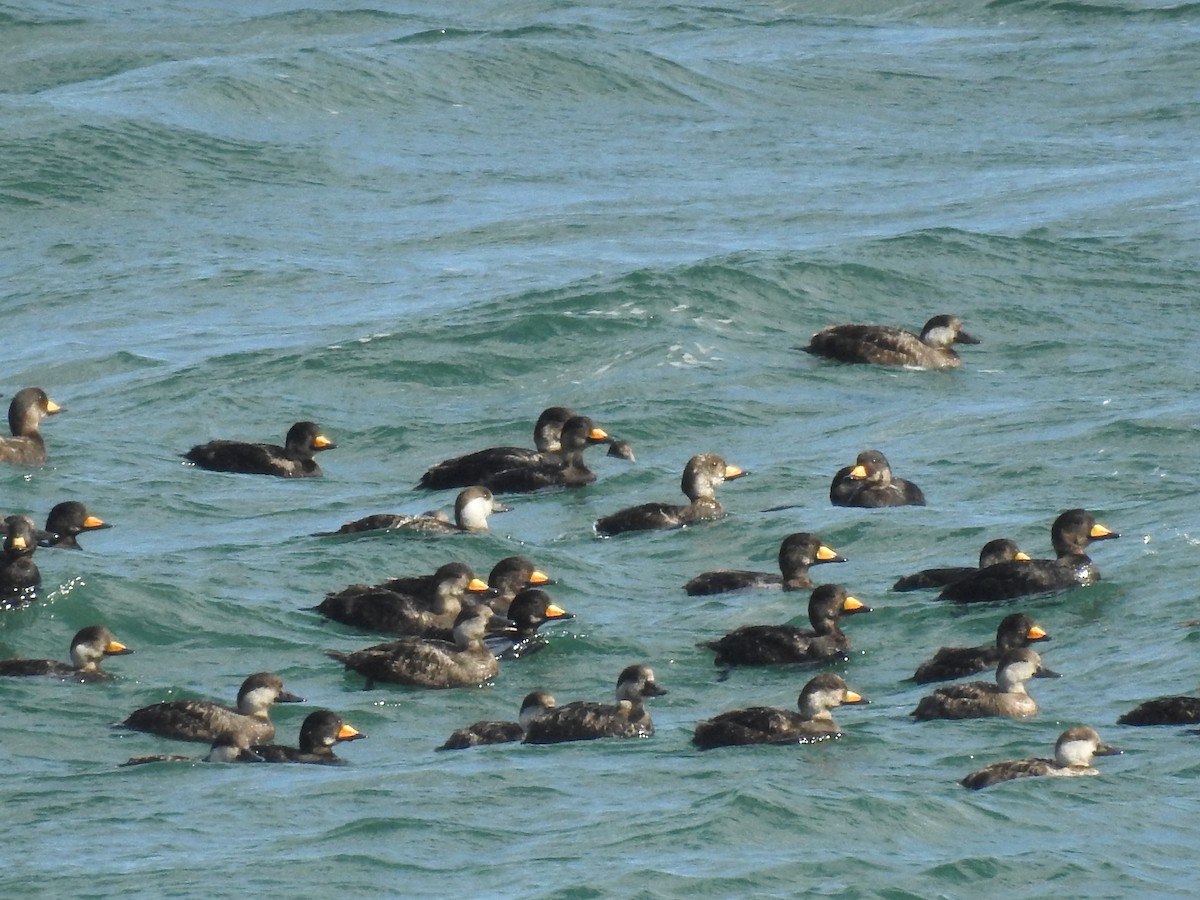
[4,1,1200,896]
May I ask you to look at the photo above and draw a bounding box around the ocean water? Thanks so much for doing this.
[3,0,1199,896]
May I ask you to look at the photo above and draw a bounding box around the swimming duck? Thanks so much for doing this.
[40,501,111,550]
[911,648,1059,720]
[523,664,667,744]
[120,732,265,767]
[961,726,1121,790]
[314,562,492,636]
[183,421,335,477]
[326,606,501,689]
[684,532,846,596]
[436,690,557,751]
[595,454,747,536]
[251,710,365,765]
[417,407,576,489]
[319,486,509,536]
[700,584,871,669]
[0,387,62,465]
[0,625,132,681]
[478,415,611,493]
[480,555,553,615]
[892,539,1031,592]
[910,613,1050,684]
[117,672,304,744]
[692,673,868,750]
[938,509,1119,602]
[0,515,40,610]
[1117,691,1200,726]
[484,588,574,660]
[804,314,980,369]
[830,449,925,508]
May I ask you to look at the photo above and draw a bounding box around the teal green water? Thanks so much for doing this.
[4,1,1200,896]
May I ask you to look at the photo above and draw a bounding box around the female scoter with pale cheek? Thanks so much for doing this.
[804,314,980,369]
[911,648,1059,721]
[184,421,335,477]
[522,664,667,744]
[595,453,747,536]
[961,726,1120,790]
[0,387,62,465]
[437,690,557,750]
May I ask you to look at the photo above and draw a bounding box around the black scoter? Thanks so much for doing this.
[938,509,1119,603]
[595,453,747,536]
[523,664,667,744]
[480,555,553,615]
[0,515,40,610]
[484,588,574,660]
[1117,692,1200,726]
[417,407,576,489]
[252,710,365,765]
[0,625,132,681]
[436,690,557,750]
[911,648,1059,721]
[961,726,1120,790]
[0,387,62,465]
[40,501,111,550]
[692,673,868,750]
[700,583,871,669]
[326,606,501,689]
[183,421,335,477]
[830,449,925,508]
[910,612,1050,684]
[805,314,980,369]
[319,486,509,536]
[684,532,845,596]
[477,415,611,493]
[313,562,491,636]
[121,732,265,767]
[117,672,304,744]
[892,539,1030,592]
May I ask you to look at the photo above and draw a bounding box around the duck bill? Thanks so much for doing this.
[1014,551,1032,561]
[490,501,512,514]
[1026,625,1050,642]
[46,399,63,414]
[723,465,748,480]
[816,545,846,563]
[954,330,981,345]
[1034,665,1062,679]
[277,690,306,703]
[526,570,554,586]
[1090,523,1119,541]
[544,604,574,621]
[848,464,869,480]
[1094,743,1122,757]
[105,641,134,657]
[337,723,365,742]
[844,690,869,704]
[467,578,495,595]
[842,596,872,615]
[642,683,669,697]
[312,435,336,450]
[587,427,610,443]
[83,516,112,531]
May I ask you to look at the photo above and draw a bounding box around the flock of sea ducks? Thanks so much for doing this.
[0,315,1191,785]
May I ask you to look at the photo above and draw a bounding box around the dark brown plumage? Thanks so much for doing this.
[805,314,979,369]
[183,421,335,477]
